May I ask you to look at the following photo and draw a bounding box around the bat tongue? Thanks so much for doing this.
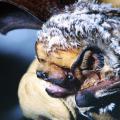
[46,84,73,98]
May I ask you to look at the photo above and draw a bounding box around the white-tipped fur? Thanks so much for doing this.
[38,1,120,55]
[99,103,116,114]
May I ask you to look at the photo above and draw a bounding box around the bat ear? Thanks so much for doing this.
[0,1,42,34]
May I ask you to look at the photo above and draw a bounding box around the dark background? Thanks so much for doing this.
[0,29,37,120]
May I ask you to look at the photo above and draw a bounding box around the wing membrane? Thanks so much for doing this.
[0,0,76,34]
[0,1,42,34]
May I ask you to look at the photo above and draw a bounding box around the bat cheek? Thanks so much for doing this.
[75,90,98,107]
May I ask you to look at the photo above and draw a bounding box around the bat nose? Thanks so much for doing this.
[75,90,98,107]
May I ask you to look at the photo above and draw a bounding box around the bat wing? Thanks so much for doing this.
[0,0,76,34]
[0,1,42,34]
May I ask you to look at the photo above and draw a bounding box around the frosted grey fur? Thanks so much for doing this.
[38,1,120,75]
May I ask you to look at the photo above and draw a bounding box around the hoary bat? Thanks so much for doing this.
[0,0,120,120]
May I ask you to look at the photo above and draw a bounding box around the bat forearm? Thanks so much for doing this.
[5,0,76,21]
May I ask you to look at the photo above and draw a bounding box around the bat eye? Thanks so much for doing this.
[66,74,74,81]
[36,70,48,79]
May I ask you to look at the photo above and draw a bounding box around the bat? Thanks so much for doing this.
[0,0,120,120]
[34,1,120,120]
